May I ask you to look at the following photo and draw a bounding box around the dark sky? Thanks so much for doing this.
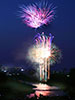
[0,0,75,71]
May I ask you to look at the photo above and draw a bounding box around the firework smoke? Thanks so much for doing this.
[20,1,55,28]
[28,41,61,65]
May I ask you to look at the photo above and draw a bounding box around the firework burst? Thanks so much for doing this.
[28,33,61,65]
[20,1,55,28]
[28,32,61,81]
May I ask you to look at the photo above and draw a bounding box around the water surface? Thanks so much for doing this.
[26,83,65,98]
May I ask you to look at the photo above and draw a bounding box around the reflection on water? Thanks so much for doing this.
[35,90,51,97]
[33,83,59,90]
[27,83,65,99]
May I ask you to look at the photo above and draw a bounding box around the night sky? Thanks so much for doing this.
[0,0,75,71]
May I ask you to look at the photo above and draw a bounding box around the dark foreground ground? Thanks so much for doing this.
[0,68,75,100]
[25,96,74,100]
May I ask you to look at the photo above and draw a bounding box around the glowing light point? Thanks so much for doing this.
[21,68,24,71]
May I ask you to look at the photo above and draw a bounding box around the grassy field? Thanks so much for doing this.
[0,76,34,100]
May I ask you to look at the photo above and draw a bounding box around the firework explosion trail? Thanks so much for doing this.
[28,32,61,82]
[20,1,55,28]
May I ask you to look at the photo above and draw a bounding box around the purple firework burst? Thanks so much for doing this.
[20,1,55,28]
